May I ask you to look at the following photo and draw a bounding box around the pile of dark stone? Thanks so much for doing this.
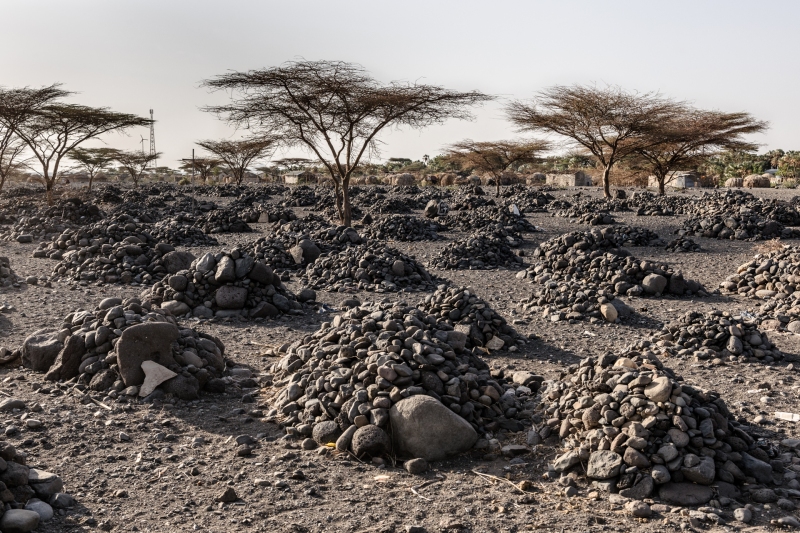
[245,222,360,272]
[664,237,701,253]
[362,215,445,242]
[643,310,791,364]
[0,256,20,288]
[531,226,663,254]
[429,226,524,270]
[519,235,706,322]
[172,196,217,213]
[151,217,219,247]
[498,185,554,212]
[448,194,496,211]
[19,297,230,402]
[281,186,318,207]
[300,243,435,293]
[393,185,423,195]
[677,214,798,241]
[106,202,162,223]
[418,285,519,350]
[443,206,538,234]
[265,296,539,461]
[0,199,105,244]
[553,201,616,225]
[50,235,194,285]
[187,184,245,197]
[683,190,800,225]
[252,208,297,224]
[410,188,452,206]
[548,199,572,210]
[719,247,800,332]
[193,209,252,234]
[541,352,795,514]
[363,196,422,214]
[626,191,683,216]
[147,249,307,319]
[0,437,72,530]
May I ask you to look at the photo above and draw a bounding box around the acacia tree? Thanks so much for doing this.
[14,104,150,203]
[635,109,766,194]
[68,147,120,191]
[115,150,160,186]
[180,157,221,182]
[443,139,551,196]
[196,137,277,185]
[0,85,67,193]
[506,85,681,198]
[203,60,491,226]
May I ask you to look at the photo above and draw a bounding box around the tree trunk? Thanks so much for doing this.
[342,182,352,227]
[333,181,344,223]
[602,164,612,198]
[88,176,93,192]
[495,174,500,197]
[658,174,666,196]
[46,182,54,205]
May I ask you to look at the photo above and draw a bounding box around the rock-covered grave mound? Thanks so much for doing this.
[17,297,229,401]
[442,205,539,234]
[429,225,525,270]
[540,352,799,516]
[361,214,445,242]
[192,208,253,234]
[720,246,800,333]
[678,213,799,241]
[265,295,538,461]
[148,248,307,319]
[0,256,20,288]
[300,242,435,293]
[640,310,793,365]
[664,236,702,253]
[518,231,707,323]
[0,198,105,244]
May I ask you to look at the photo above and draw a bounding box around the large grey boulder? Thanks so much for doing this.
[215,286,248,309]
[116,322,180,386]
[214,256,236,283]
[388,395,477,461]
[248,262,274,285]
[162,251,195,274]
[0,509,39,533]
[21,329,63,372]
[642,274,668,295]
[290,239,321,265]
[423,200,439,218]
[351,425,390,457]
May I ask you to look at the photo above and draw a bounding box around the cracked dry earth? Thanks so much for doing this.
[0,185,799,533]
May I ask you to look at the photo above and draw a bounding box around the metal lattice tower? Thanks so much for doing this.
[149,109,156,168]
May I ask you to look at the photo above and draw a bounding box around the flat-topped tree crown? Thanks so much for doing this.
[203,60,492,226]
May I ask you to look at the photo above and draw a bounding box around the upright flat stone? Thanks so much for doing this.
[139,361,177,397]
[116,322,179,386]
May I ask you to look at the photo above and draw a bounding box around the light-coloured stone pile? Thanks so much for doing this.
[265,297,539,460]
[300,243,435,293]
[148,249,307,319]
[542,352,790,508]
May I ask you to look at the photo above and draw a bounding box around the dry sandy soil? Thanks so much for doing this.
[0,185,799,533]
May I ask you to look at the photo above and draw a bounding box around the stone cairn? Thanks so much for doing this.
[443,205,538,234]
[148,249,306,319]
[640,310,792,365]
[429,226,524,270]
[300,242,435,293]
[677,214,798,241]
[362,215,445,242]
[518,232,706,323]
[0,256,20,288]
[719,246,800,333]
[541,352,797,515]
[498,184,555,212]
[280,185,318,207]
[265,297,539,461]
[418,285,520,351]
[0,436,72,531]
[0,199,105,244]
[247,222,361,272]
[664,237,701,253]
[16,297,229,402]
[193,209,252,234]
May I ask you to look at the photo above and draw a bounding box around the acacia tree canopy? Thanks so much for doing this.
[634,109,767,194]
[0,85,68,193]
[180,157,221,182]
[14,103,151,203]
[196,137,277,185]
[203,60,492,226]
[506,85,682,198]
[68,147,120,191]
[115,150,161,186]
[443,139,551,196]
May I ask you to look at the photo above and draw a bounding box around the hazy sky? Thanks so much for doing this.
[2,0,798,168]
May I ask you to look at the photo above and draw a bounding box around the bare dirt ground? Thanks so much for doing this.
[0,185,799,533]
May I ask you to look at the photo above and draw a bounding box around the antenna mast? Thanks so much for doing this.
[149,109,156,169]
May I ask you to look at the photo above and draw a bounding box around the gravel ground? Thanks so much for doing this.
[0,184,798,533]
